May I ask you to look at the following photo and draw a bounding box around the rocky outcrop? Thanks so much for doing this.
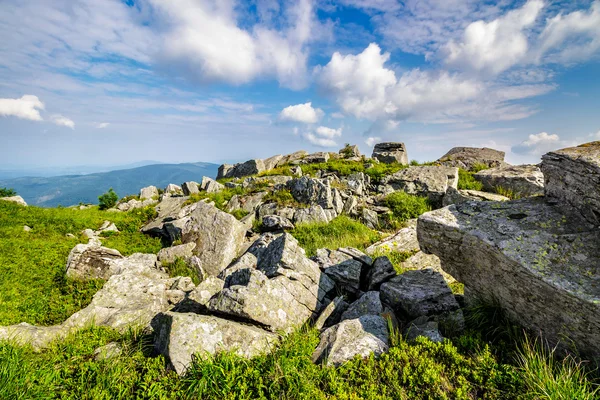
[474,164,544,197]
[442,187,509,206]
[140,186,159,200]
[314,296,348,330]
[339,144,361,158]
[141,196,190,239]
[542,141,600,225]
[262,215,295,231]
[227,192,267,213]
[418,197,600,359]
[200,177,224,193]
[437,147,506,170]
[379,166,458,207]
[152,312,279,375]
[182,181,200,196]
[372,142,408,165]
[0,195,27,206]
[157,243,196,264]
[65,242,124,280]
[287,176,333,209]
[365,219,420,255]
[341,291,383,321]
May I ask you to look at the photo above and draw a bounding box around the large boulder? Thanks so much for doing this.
[294,205,329,224]
[217,159,266,179]
[372,142,408,165]
[227,192,267,213]
[418,198,600,359]
[65,242,124,280]
[474,164,544,197]
[379,166,458,207]
[0,195,27,206]
[437,147,506,170]
[443,187,509,206]
[542,141,600,225]
[140,186,159,200]
[287,176,333,208]
[312,315,390,366]
[152,312,279,375]
[365,219,420,255]
[141,196,190,239]
[182,181,200,196]
[157,243,196,264]
[341,291,384,321]
[200,177,224,193]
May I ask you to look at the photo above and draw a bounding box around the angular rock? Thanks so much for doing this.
[65,242,124,280]
[314,296,349,330]
[140,186,159,200]
[182,181,200,196]
[0,195,27,206]
[398,251,454,284]
[379,166,458,207]
[366,256,397,291]
[262,215,295,231]
[474,164,544,197]
[312,315,390,366]
[342,196,358,215]
[157,243,197,264]
[23,225,32,232]
[200,177,225,193]
[372,142,408,165]
[264,154,284,170]
[294,205,329,224]
[152,312,279,375]
[404,317,444,343]
[278,150,308,166]
[338,247,373,266]
[418,198,600,358]
[164,184,183,196]
[287,176,333,208]
[341,291,383,321]
[442,187,510,206]
[322,258,363,296]
[347,172,367,196]
[437,147,506,170]
[339,144,361,158]
[366,219,419,255]
[303,152,330,164]
[227,192,267,213]
[98,220,119,233]
[178,276,225,312]
[362,208,379,230]
[542,141,600,225]
[141,196,192,241]
[218,159,266,179]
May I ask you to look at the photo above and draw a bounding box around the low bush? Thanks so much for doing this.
[382,191,432,227]
[457,169,484,191]
[0,187,17,197]
[98,188,118,210]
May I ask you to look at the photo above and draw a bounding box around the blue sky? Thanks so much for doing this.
[0,0,599,168]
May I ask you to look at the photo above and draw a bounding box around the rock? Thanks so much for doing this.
[312,315,390,366]
[65,242,124,280]
[290,166,303,177]
[322,258,363,296]
[474,164,544,197]
[262,215,295,231]
[140,186,159,200]
[227,192,267,213]
[404,317,444,343]
[23,225,32,232]
[66,233,76,239]
[437,147,506,170]
[303,152,330,164]
[178,276,225,312]
[366,256,397,291]
[339,144,361,158]
[341,291,383,321]
[157,243,197,264]
[116,198,156,212]
[338,247,373,266]
[208,233,330,332]
[362,208,379,229]
[419,198,600,358]
[332,189,344,214]
[93,342,122,361]
[98,220,119,233]
[152,312,279,375]
[0,195,27,206]
[542,141,600,225]
[287,176,333,208]
[278,150,308,166]
[442,187,510,206]
[399,251,454,284]
[294,205,329,224]
[180,202,247,277]
[218,159,266,179]
[200,177,224,193]
[347,172,367,196]
[164,184,183,196]
[264,154,284,170]
[365,219,419,255]
[141,196,190,240]
[314,296,349,330]
[372,142,408,165]
[379,166,458,207]
[342,196,358,215]
[182,181,200,196]
[380,269,463,333]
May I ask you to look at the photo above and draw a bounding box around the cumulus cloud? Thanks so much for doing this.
[148,0,324,89]
[0,95,45,121]
[365,136,381,147]
[96,122,110,129]
[279,102,324,124]
[51,115,75,129]
[315,126,342,138]
[511,132,567,156]
[444,0,544,75]
[301,125,342,147]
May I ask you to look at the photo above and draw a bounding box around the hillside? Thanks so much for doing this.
[0,162,219,207]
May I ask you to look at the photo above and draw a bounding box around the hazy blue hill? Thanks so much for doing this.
[0,162,219,207]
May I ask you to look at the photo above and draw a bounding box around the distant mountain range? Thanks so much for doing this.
[0,162,220,207]
[0,160,164,180]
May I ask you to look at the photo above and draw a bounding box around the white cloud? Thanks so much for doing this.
[444,0,544,75]
[365,136,381,147]
[0,95,45,121]
[304,132,338,147]
[511,132,568,155]
[279,102,324,124]
[96,122,110,129]
[51,115,75,129]
[315,126,342,139]
[301,125,342,147]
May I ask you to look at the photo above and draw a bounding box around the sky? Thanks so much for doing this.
[0,0,599,169]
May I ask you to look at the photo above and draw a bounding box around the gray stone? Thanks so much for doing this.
[182,181,200,196]
[314,296,349,330]
[141,196,190,241]
[303,152,330,164]
[93,342,122,361]
[182,276,225,311]
[218,159,266,179]
[287,176,333,208]
[437,147,506,170]
[342,196,358,215]
[152,312,279,375]
[264,155,284,170]
[0,195,27,206]
[365,219,419,255]
[339,144,361,158]
[312,315,390,366]
[322,258,363,296]
[366,256,397,291]
[200,177,225,193]
[164,184,183,196]
[227,192,267,213]
[278,150,308,166]
[362,208,379,230]
[290,166,303,177]
[337,247,373,266]
[332,189,344,214]
[418,198,600,357]
[341,291,383,321]
[442,187,510,206]
[399,251,454,284]
[542,141,600,225]
[23,225,32,232]
[474,164,544,197]
[379,166,458,207]
[372,142,408,165]
[140,186,159,200]
[294,205,329,224]
[65,242,124,280]
[347,173,367,196]
[404,317,444,343]
[262,215,295,231]
[157,243,197,264]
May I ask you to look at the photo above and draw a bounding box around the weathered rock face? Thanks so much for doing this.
[315,296,348,330]
[302,152,330,164]
[294,205,329,224]
[182,181,200,196]
[474,164,544,197]
[437,147,506,170]
[418,198,600,359]
[372,142,408,165]
[164,184,183,196]
[313,248,366,296]
[218,159,266,180]
[262,215,295,231]
[365,219,420,255]
[65,243,124,280]
[542,141,600,225]
[200,177,225,194]
[442,187,509,206]
[339,144,361,158]
[379,166,458,207]
[341,291,383,321]
[312,315,390,366]
[140,186,159,200]
[157,243,196,264]
[287,176,333,209]
[366,256,397,291]
[152,312,279,375]
[0,195,27,206]
[141,196,190,239]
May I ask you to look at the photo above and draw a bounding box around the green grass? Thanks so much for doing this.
[291,216,382,257]
[494,186,522,200]
[0,201,161,326]
[457,169,484,191]
[381,191,432,229]
[262,189,302,208]
[163,258,202,285]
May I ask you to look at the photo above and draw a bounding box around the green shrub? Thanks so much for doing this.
[291,216,381,257]
[471,162,490,173]
[383,191,432,226]
[262,189,300,208]
[98,188,118,210]
[0,187,16,197]
[301,159,366,177]
[495,186,522,200]
[163,258,201,285]
[258,165,293,177]
[457,169,484,191]
[230,209,249,220]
